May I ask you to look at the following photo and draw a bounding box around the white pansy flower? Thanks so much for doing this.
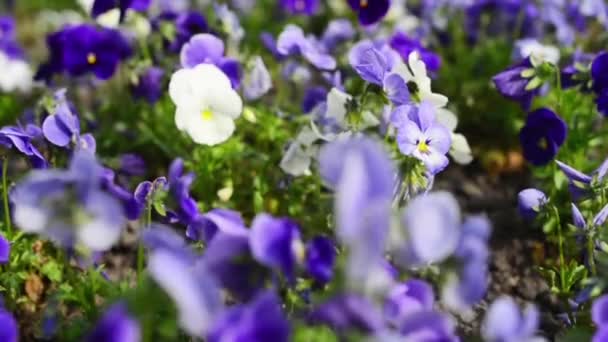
[392,51,448,108]
[169,64,243,146]
[436,109,473,165]
[280,126,319,176]
[0,52,33,93]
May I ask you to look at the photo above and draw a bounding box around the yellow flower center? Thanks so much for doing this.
[537,137,548,149]
[87,53,97,65]
[360,0,368,8]
[201,109,214,121]
[418,140,430,153]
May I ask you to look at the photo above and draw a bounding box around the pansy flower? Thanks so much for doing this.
[519,108,567,166]
[492,57,538,110]
[131,66,164,104]
[168,64,243,146]
[276,25,336,71]
[347,0,391,26]
[37,24,131,81]
[389,32,441,73]
[517,188,547,219]
[280,0,319,15]
[90,0,151,22]
[0,126,46,168]
[392,102,452,175]
[482,296,541,342]
[591,51,608,116]
[86,303,140,342]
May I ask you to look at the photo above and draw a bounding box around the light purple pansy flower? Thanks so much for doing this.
[0,234,10,264]
[146,227,223,338]
[243,56,272,100]
[0,308,17,342]
[276,25,336,70]
[180,33,241,88]
[384,279,434,328]
[482,296,541,342]
[280,0,319,15]
[392,102,452,175]
[398,191,461,266]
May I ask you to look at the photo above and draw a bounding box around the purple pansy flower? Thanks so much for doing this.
[37,24,131,81]
[131,66,164,104]
[302,86,327,113]
[519,108,567,166]
[167,158,199,226]
[492,57,538,109]
[517,188,547,219]
[321,19,355,51]
[186,208,248,242]
[392,102,452,175]
[399,191,461,266]
[280,0,319,15]
[591,52,608,116]
[593,295,608,342]
[249,213,302,282]
[305,236,336,284]
[145,227,223,338]
[0,126,46,168]
[347,0,390,26]
[0,234,10,264]
[11,152,126,252]
[276,25,336,70]
[0,308,17,342]
[243,56,272,100]
[384,279,434,328]
[482,296,541,342]
[86,303,140,342]
[156,11,209,52]
[42,89,96,153]
[207,291,290,342]
[180,33,241,88]
[0,16,24,60]
[309,294,384,333]
[399,311,459,341]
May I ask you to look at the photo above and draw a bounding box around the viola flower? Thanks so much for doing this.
[207,292,290,342]
[167,159,199,226]
[517,188,547,219]
[591,52,608,116]
[11,152,126,252]
[347,0,391,26]
[319,137,395,283]
[279,126,319,177]
[214,3,245,45]
[91,0,150,21]
[0,234,9,264]
[392,102,452,175]
[305,236,336,284]
[384,279,434,328]
[168,64,243,146]
[514,38,560,65]
[180,33,241,88]
[482,296,541,342]
[0,308,17,342]
[155,11,209,52]
[593,295,608,341]
[398,191,461,266]
[86,303,140,342]
[243,56,272,100]
[392,52,448,108]
[519,108,567,166]
[320,19,355,51]
[492,57,538,109]
[145,227,223,338]
[435,109,473,165]
[131,66,164,104]
[309,294,384,333]
[276,25,336,70]
[0,126,46,168]
[389,32,441,72]
[249,213,303,282]
[37,24,131,81]
[42,89,96,153]
[280,0,319,15]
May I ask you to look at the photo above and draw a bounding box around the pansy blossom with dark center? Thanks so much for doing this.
[347,0,390,26]
[36,24,131,81]
[519,108,567,166]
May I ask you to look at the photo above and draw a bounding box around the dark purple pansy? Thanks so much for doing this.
[389,32,441,73]
[592,52,608,116]
[131,66,164,104]
[347,0,390,25]
[492,57,537,109]
[86,303,140,342]
[37,24,131,81]
[167,158,199,226]
[0,16,24,60]
[519,108,567,166]
[280,0,319,15]
[158,11,209,52]
[302,86,327,113]
[305,236,335,284]
[207,292,290,342]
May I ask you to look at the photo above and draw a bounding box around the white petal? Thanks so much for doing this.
[450,133,473,165]
[326,87,352,126]
[78,220,121,251]
[186,114,235,146]
[14,205,47,232]
[436,108,458,131]
[207,87,243,119]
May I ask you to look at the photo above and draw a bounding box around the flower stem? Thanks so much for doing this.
[587,232,597,276]
[137,202,152,283]
[2,158,11,235]
[552,205,566,291]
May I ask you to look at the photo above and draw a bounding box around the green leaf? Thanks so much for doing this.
[41,261,63,283]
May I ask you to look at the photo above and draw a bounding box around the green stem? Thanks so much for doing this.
[554,65,563,111]
[552,205,566,291]
[2,158,11,235]
[137,202,152,283]
[587,231,597,276]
